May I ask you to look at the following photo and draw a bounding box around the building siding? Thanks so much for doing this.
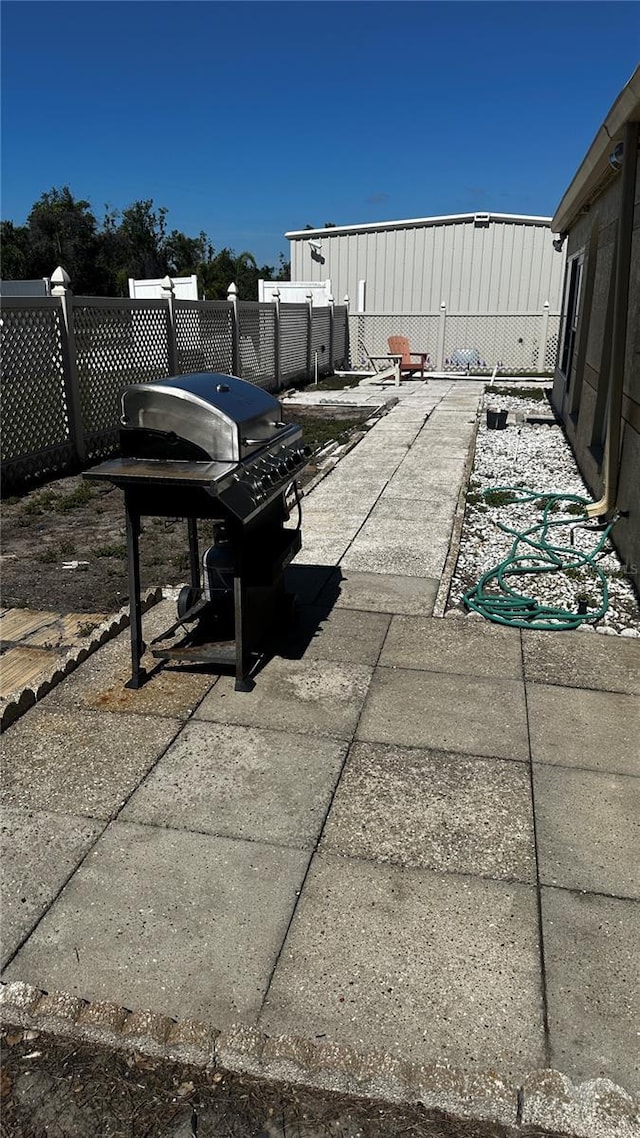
[289,215,564,314]
[552,150,640,588]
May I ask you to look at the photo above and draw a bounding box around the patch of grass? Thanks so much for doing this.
[309,375,360,392]
[296,414,367,453]
[22,489,58,515]
[484,489,519,508]
[93,542,127,559]
[535,497,560,513]
[489,385,549,401]
[38,547,59,564]
[466,490,485,507]
[78,621,99,638]
[54,482,94,513]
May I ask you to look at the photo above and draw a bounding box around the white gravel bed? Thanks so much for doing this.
[448,390,640,636]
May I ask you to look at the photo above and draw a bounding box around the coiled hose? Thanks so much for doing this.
[462,487,617,630]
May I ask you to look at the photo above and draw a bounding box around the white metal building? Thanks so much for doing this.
[286,213,564,313]
[285,213,566,373]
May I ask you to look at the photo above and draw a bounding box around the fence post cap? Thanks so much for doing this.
[160,275,175,294]
[51,266,71,293]
[271,288,280,300]
[227,282,238,300]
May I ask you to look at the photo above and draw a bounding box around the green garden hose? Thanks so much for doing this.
[462,487,617,630]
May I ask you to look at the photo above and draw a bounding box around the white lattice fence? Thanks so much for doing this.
[311,308,332,377]
[280,304,309,382]
[348,314,440,368]
[443,314,540,370]
[545,317,560,371]
[349,311,559,372]
[332,305,348,368]
[174,301,233,375]
[0,290,350,488]
[237,303,277,390]
[74,300,171,458]
[0,299,75,486]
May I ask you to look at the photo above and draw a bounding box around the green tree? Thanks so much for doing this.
[25,186,101,293]
[0,221,31,280]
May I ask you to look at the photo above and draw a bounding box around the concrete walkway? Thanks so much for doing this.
[1,378,639,1137]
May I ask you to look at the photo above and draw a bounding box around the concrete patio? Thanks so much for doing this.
[1,378,639,1137]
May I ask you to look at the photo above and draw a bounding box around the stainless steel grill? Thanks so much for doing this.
[86,372,311,690]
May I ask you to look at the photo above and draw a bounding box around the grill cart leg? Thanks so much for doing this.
[124,499,146,689]
[187,517,200,590]
[233,576,253,692]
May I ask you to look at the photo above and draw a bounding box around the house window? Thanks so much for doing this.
[559,254,584,381]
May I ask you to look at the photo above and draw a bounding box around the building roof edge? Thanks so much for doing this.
[285,211,552,239]
[552,64,640,234]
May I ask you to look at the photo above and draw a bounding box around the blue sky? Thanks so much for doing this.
[2,1,639,267]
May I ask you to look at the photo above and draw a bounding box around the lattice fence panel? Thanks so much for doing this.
[311,308,332,377]
[74,300,171,458]
[174,301,233,375]
[332,306,348,368]
[280,304,309,382]
[545,316,560,371]
[0,300,75,486]
[348,314,439,368]
[236,303,277,390]
[443,314,542,371]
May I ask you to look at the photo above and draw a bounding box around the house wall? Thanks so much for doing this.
[288,216,564,314]
[552,150,640,587]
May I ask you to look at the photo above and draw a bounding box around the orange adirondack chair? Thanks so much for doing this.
[388,336,431,378]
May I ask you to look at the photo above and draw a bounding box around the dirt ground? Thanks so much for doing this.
[0,1026,514,1138]
[1,409,368,618]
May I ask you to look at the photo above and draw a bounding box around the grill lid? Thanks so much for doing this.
[120,372,286,462]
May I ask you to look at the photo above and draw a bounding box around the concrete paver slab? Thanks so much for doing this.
[319,570,439,616]
[379,615,522,680]
[357,667,529,761]
[1,704,180,819]
[365,497,456,526]
[341,527,450,578]
[293,532,351,567]
[320,741,536,882]
[299,508,369,533]
[50,623,217,720]
[527,683,640,775]
[522,629,640,694]
[383,473,465,503]
[261,853,545,1076]
[542,887,640,1091]
[284,564,337,607]
[272,605,391,666]
[3,822,309,1026]
[1,808,101,969]
[533,765,640,898]
[122,722,347,848]
[194,656,373,740]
